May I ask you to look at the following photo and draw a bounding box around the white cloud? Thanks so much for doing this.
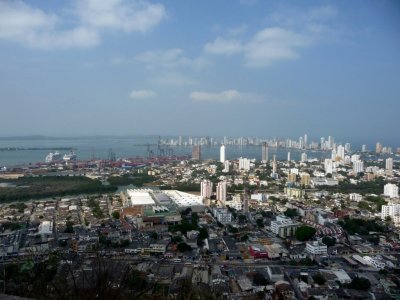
[74,0,166,33]
[205,27,310,67]
[244,27,311,67]
[204,38,243,55]
[135,48,210,70]
[0,0,166,49]
[204,5,337,67]
[190,90,250,103]
[130,89,156,99]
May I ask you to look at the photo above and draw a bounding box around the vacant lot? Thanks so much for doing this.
[0,176,117,202]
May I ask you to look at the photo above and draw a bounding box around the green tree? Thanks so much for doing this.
[312,273,326,285]
[197,238,204,247]
[149,231,158,240]
[198,227,208,240]
[322,236,336,247]
[295,226,316,241]
[126,270,148,293]
[348,277,371,291]
[256,218,264,227]
[238,214,247,223]
[284,208,298,218]
[177,242,192,252]
[253,272,269,286]
[112,211,120,219]
[171,236,183,243]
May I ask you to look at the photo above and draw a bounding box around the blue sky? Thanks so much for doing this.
[0,0,399,144]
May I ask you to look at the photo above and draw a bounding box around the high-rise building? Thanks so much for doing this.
[220,145,226,163]
[191,145,201,160]
[299,136,304,149]
[287,173,297,183]
[287,152,291,162]
[223,160,230,173]
[344,143,351,152]
[362,145,367,152]
[304,134,308,148]
[272,155,277,174]
[386,158,393,171]
[300,152,307,163]
[351,154,360,163]
[300,173,311,186]
[330,147,336,160]
[217,181,227,204]
[376,142,382,154]
[337,145,345,161]
[320,137,325,150]
[384,183,399,198]
[200,180,213,199]
[239,157,251,171]
[353,160,364,174]
[178,135,183,146]
[381,204,400,220]
[324,159,333,174]
[261,142,269,162]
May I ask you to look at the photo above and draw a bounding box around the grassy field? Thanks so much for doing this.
[0,176,117,202]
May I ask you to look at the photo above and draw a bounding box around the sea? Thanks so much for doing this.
[0,135,333,167]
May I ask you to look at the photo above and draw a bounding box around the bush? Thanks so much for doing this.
[322,236,336,247]
[312,273,326,285]
[295,226,316,241]
[177,242,192,252]
[348,277,371,290]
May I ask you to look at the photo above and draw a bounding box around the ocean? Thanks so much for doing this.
[0,135,331,167]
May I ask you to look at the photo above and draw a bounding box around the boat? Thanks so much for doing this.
[63,151,77,162]
[45,151,62,163]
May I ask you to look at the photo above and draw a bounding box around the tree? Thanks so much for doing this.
[284,208,298,218]
[312,273,326,285]
[295,226,316,241]
[238,214,247,223]
[253,272,269,286]
[227,225,239,234]
[240,234,249,242]
[348,277,371,290]
[64,221,74,233]
[126,269,148,295]
[197,238,204,247]
[171,235,183,244]
[256,218,264,227]
[198,227,208,240]
[177,242,192,252]
[149,231,158,240]
[112,211,120,219]
[322,236,336,247]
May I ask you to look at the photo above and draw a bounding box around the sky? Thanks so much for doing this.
[0,0,399,145]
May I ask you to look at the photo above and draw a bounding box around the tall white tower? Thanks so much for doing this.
[220,144,226,163]
[337,145,345,161]
[261,142,269,162]
[200,180,213,199]
[217,181,227,205]
[324,159,333,174]
[272,155,277,174]
[386,158,393,171]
